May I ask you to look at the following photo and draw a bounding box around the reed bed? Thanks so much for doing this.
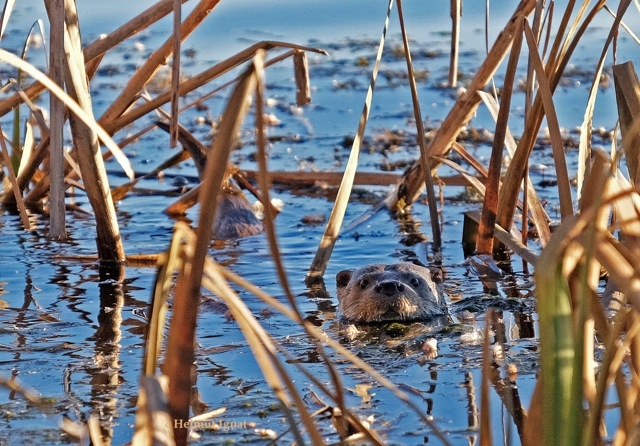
[0,0,639,444]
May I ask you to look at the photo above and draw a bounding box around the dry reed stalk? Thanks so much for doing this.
[99,0,220,126]
[449,0,460,87]
[134,224,193,445]
[220,266,450,444]
[614,61,640,184]
[524,0,546,120]
[480,310,493,446]
[307,0,394,283]
[105,41,326,135]
[45,0,66,239]
[61,0,125,263]
[183,48,300,111]
[0,52,134,177]
[524,21,573,219]
[260,51,333,442]
[397,0,442,253]
[164,53,258,445]
[476,16,523,255]
[464,210,538,266]
[252,53,384,444]
[532,146,640,445]
[0,0,190,117]
[245,169,404,186]
[293,50,311,106]
[161,170,480,216]
[132,376,174,446]
[163,183,200,216]
[169,0,181,149]
[378,0,536,238]
[477,91,551,247]
[577,23,615,200]
[496,0,620,240]
[3,137,48,203]
[111,150,190,202]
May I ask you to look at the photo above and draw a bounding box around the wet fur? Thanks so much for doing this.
[211,189,263,239]
[336,263,447,323]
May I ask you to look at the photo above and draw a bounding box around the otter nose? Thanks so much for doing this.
[375,281,405,296]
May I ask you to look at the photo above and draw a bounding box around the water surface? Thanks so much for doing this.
[1,1,636,444]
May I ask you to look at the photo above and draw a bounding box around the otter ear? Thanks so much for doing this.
[336,270,353,288]
[428,267,444,284]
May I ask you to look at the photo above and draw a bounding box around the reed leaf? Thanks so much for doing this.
[0,49,134,179]
[0,0,189,117]
[477,91,518,157]
[307,0,394,282]
[0,124,30,229]
[476,15,523,255]
[252,51,386,444]
[523,20,573,220]
[105,41,327,134]
[10,19,46,174]
[252,50,323,443]
[0,0,15,41]
[381,0,536,214]
[99,0,221,125]
[164,52,259,445]
[132,376,174,446]
[577,2,633,199]
[534,255,581,446]
[614,61,640,185]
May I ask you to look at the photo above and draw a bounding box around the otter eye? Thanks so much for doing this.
[410,277,420,288]
[359,279,370,289]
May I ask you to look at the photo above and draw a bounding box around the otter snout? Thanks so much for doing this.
[375,281,405,297]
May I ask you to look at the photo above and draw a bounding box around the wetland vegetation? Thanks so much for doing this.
[1,0,640,445]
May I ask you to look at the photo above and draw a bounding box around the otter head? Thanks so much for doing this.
[336,263,447,323]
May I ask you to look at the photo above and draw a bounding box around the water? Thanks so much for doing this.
[1,0,637,444]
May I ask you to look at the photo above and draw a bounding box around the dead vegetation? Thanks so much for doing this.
[1,0,640,444]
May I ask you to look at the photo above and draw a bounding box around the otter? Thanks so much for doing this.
[156,120,263,240]
[211,187,263,239]
[336,263,447,323]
